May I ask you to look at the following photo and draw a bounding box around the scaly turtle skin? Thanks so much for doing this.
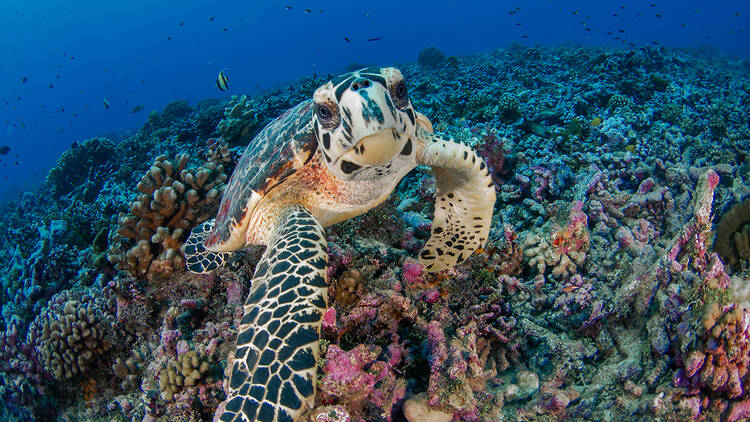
[185,67,496,421]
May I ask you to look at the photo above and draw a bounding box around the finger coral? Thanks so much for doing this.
[218,95,262,145]
[108,153,228,277]
[27,288,117,381]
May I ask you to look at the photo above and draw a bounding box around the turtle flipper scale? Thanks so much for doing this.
[415,129,496,272]
[185,219,232,273]
[215,205,328,422]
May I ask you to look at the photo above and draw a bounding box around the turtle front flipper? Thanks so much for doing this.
[185,219,233,273]
[215,205,328,422]
[415,130,496,272]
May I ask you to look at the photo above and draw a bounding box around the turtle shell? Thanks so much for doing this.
[205,99,317,249]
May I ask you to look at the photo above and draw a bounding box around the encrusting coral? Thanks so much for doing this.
[108,153,228,277]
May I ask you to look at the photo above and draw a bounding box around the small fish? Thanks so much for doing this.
[561,285,579,293]
[216,69,229,91]
[222,28,228,31]
[366,36,383,42]
[521,34,529,38]
[131,104,145,113]
[179,21,184,26]
[0,146,9,155]
[21,77,27,83]
[167,36,172,40]
[48,84,54,88]
[209,16,215,21]
[103,98,111,109]
[655,14,662,18]
[589,117,602,127]
[305,9,312,13]
[285,5,292,10]
[344,37,351,43]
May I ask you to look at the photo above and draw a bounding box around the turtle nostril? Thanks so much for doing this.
[351,78,370,91]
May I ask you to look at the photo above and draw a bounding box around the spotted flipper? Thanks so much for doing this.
[215,205,328,422]
[185,219,233,273]
[415,129,496,272]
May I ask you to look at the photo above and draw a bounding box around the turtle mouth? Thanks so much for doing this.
[342,128,409,167]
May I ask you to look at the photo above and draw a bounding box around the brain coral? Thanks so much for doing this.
[108,153,228,277]
[26,288,116,381]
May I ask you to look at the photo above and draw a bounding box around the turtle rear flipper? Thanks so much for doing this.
[185,219,233,273]
[216,205,327,422]
[416,130,496,272]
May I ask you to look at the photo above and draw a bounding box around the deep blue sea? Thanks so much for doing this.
[0,0,747,203]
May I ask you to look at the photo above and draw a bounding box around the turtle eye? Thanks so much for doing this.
[315,104,333,122]
[393,81,409,108]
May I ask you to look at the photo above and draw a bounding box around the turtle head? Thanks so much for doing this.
[312,67,430,181]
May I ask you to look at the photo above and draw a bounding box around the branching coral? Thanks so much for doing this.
[524,201,590,283]
[425,320,500,420]
[158,343,214,401]
[335,269,366,307]
[217,95,262,144]
[27,288,117,381]
[108,153,228,277]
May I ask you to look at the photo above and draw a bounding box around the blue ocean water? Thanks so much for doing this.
[0,0,747,202]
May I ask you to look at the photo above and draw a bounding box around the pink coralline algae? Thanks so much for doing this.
[476,129,512,188]
[319,344,405,421]
[401,259,425,286]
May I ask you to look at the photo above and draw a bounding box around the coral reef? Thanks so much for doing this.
[1,44,749,421]
[217,95,262,145]
[417,47,446,69]
[27,287,117,381]
[107,153,228,277]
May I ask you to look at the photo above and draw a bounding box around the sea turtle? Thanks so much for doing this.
[184,67,496,422]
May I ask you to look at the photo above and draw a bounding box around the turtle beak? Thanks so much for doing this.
[346,128,406,166]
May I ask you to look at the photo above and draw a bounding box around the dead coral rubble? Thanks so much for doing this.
[108,153,228,277]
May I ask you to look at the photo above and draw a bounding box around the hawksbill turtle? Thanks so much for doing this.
[184,67,496,421]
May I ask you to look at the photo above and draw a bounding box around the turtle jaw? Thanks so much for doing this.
[337,127,412,169]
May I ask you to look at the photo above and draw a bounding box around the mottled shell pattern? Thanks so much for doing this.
[204,100,317,251]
